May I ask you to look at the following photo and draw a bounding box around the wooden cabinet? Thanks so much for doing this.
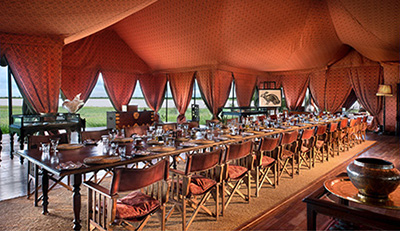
[107,111,155,129]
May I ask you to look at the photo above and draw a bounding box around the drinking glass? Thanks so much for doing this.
[118,146,126,157]
[41,143,50,161]
[50,138,60,152]
[110,142,118,155]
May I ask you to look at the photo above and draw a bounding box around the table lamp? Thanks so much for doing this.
[376,84,393,133]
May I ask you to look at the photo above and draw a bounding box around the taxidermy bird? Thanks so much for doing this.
[62,93,84,113]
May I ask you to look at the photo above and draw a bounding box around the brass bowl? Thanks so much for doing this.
[347,158,400,199]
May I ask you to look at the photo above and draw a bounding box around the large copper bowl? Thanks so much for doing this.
[347,158,400,199]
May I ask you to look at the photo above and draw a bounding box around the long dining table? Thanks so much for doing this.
[16,119,340,230]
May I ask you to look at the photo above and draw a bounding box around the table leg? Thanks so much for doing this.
[42,169,49,215]
[10,133,14,159]
[307,205,317,230]
[72,173,82,230]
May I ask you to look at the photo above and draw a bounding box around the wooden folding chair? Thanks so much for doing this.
[81,129,110,141]
[222,140,254,213]
[254,135,279,197]
[278,131,298,181]
[338,118,349,152]
[27,133,70,206]
[314,125,328,164]
[326,122,339,159]
[168,149,223,231]
[297,128,315,173]
[84,159,170,231]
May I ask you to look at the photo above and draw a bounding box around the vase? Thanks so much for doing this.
[347,157,400,199]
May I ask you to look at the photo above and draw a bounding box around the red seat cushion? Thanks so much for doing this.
[316,140,324,148]
[300,146,310,153]
[189,175,217,195]
[228,165,248,179]
[116,191,160,220]
[261,156,275,167]
[281,149,294,159]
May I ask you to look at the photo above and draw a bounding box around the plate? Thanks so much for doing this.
[83,155,122,165]
[83,139,98,145]
[189,139,215,144]
[147,146,176,153]
[242,132,254,136]
[56,161,83,170]
[57,144,84,150]
[147,140,164,145]
[180,142,198,148]
[113,137,134,143]
[176,137,190,142]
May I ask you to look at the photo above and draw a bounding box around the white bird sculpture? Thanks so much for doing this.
[62,93,84,113]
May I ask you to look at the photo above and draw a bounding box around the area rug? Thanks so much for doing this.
[0,141,375,230]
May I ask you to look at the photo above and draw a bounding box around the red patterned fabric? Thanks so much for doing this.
[233,73,257,107]
[257,73,282,89]
[116,191,160,220]
[168,72,195,123]
[325,68,352,113]
[61,68,99,102]
[0,34,63,113]
[228,165,248,179]
[309,70,327,111]
[281,73,310,111]
[381,63,399,133]
[103,71,138,112]
[349,66,383,130]
[139,73,167,114]
[196,70,233,119]
[189,175,217,196]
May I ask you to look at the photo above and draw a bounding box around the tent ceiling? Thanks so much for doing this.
[0,0,398,73]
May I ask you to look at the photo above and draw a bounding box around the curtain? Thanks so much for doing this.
[0,34,63,114]
[325,68,352,113]
[281,73,310,111]
[140,73,167,114]
[103,71,138,112]
[349,66,383,130]
[233,73,257,107]
[196,70,233,119]
[168,71,195,123]
[61,68,99,102]
[342,89,358,110]
[309,70,327,111]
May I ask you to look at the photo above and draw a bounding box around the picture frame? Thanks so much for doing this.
[258,89,282,107]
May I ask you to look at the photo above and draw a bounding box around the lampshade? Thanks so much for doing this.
[376,84,393,97]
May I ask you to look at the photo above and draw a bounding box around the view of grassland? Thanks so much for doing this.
[0,105,213,134]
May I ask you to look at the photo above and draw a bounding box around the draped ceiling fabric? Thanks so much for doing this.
[168,72,195,123]
[309,70,327,111]
[196,70,232,119]
[233,73,257,107]
[61,30,150,111]
[139,73,167,115]
[0,0,398,127]
[280,73,310,111]
[0,34,63,113]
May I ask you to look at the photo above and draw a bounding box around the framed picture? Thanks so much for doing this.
[258,89,282,107]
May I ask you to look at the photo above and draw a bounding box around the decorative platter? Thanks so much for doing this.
[324,176,400,209]
[57,144,84,150]
[83,155,122,165]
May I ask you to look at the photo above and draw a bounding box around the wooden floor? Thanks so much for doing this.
[0,132,399,230]
[237,132,400,230]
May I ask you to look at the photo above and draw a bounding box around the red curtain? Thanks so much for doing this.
[103,71,138,112]
[139,73,167,114]
[168,71,195,123]
[309,70,327,111]
[349,66,383,130]
[0,34,63,113]
[325,68,352,113]
[61,68,99,102]
[196,70,233,119]
[281,73,310,111]
[233,73,257,107]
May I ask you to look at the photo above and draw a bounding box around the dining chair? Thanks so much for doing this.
[124,125,149,137]
[354,117,363,144]
[347,119,358,148]
[326,122,339,159]
[278,130,298,181]
[338,118,349,152]
[81,129,110,141]
[167,149,223,231]
[222,140,254,213]
[27,133,70,206]
[254,135,279,197]
[297,128,315,173]
[313,125,328,164]
[359,116,368,142]
[84,159,170,231]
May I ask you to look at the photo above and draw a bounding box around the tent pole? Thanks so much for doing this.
[8,62,14,159]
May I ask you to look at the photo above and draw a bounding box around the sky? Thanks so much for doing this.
[0,66,196,98]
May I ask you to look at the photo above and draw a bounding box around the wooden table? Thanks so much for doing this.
[303,173,400,230]
[16,121,325,230]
